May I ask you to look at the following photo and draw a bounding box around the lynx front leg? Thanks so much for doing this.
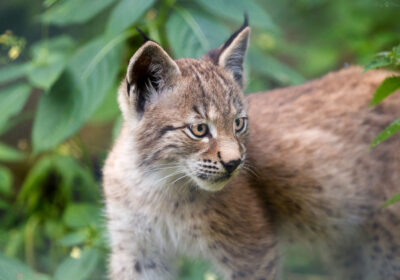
[109,245,175,280]
[106,201,176,280]
[209,238,280,280]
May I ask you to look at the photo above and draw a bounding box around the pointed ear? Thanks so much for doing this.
[125,41,180,116]
[206,20,250,88]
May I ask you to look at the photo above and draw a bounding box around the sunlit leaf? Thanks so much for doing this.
[32,37,123,153]
[370,117,400,147]
[106,0,156,38]
[0,253,50,280]
[28,36,75,90]
[0,83,31,132]
[54,248,99,280]
[381,192,400,208]
[166,8,230,58]
[370,76,400,105]
[41,0,116,26]
[195,0,278,32]
[364,53,391,71]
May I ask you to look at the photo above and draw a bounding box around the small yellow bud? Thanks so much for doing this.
[70,247,82,259]
[204,272,218,280]
[8,46,20,60]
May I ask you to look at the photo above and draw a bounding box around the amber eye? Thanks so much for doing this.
[189,124,209,138]
[234,117,247,133]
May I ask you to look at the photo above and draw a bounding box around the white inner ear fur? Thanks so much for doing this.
[119,41,181,120]
[126,41,181,87]
[218,27,250,87]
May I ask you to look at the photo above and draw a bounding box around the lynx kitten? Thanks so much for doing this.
[103,18,400,280]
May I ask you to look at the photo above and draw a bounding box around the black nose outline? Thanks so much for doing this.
[221,159,242,174]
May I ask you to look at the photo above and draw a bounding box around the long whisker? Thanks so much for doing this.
[152,169,185,185]
[144,166,180,173]
[142,164,182,175]
[242,162,260,178]
[170,173,192,185]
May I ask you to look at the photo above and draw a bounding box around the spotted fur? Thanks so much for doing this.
[103,20,400,280]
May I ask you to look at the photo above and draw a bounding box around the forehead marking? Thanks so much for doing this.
[214,70,230,89]
[192,105,206,119]
[190,64,211,119]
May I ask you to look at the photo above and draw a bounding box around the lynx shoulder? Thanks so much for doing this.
[103,18,400,280]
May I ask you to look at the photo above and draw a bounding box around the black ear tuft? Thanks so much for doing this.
[220,13,249,53]
[135,27,152,43]
[126,41,181,116]
[205,14,250,88]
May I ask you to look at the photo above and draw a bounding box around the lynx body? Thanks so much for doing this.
[103,21,400,280]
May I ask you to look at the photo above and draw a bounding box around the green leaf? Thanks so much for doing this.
[63,203,101,228]
[195,0,278,32]
[0,165,12,196]
[382,192,400,208]
[3,229,24,257]
[28,36,75,90]
[0,63,32,84]
[106,0,156,38]
[112,116,123,140]
[90,84,120,123]
[32,37,123,153]
[17,156,53,211]
[58,230,88,246]
[370,117,400,147]
[0,253,50,280]
[18,155,99,211]
[0,199,9,209]
[370,76,400,105]
[0,142,25,162]
[178,259,219,280]
[0,84,31,132]
[248,48,305,85]
[166,8,230,58]
[364,53,391,71]
[54,248,99,280]
[41,0,116,26]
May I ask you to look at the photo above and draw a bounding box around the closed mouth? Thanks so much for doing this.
[196,173,231,182]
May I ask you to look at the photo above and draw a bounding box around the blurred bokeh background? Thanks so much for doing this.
[0,0,399,279]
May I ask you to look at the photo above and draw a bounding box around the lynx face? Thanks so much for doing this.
[118,24,250,191]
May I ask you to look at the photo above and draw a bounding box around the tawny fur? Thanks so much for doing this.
[103,25,400,280]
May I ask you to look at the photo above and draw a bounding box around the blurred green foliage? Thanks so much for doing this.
[0,0,399,279]
[365,44,400,207]
[366,44,400,147]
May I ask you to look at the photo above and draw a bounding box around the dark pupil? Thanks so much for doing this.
[236,119,241,127]
[198,125,204,132]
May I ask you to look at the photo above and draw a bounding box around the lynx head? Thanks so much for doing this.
[118,19,250,192]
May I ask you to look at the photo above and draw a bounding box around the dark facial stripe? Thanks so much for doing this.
[214,71,230,88]
[190,65,209,118]
[192,105,206,119]
[159,125,186,138]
